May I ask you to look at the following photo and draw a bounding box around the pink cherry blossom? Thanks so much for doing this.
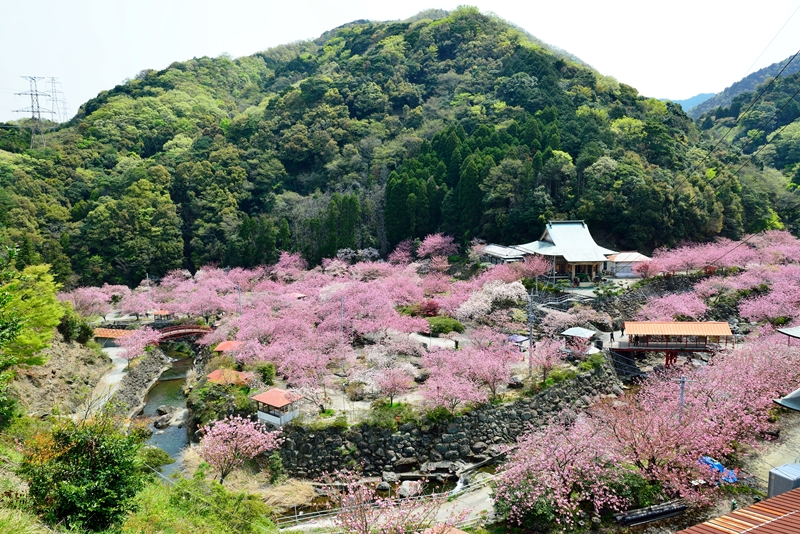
[198,415,282,484]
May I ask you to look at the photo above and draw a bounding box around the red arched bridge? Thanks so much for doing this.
[94,325,213,343]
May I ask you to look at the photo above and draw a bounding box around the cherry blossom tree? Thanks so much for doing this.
[322,469,469,534]
[375,367,414,406]
[416,233,458,259]
[635,292,708,321]
[419,373,486,413]
[495,415,628,527]
[58,287,111,318]
[116,327,161,369]
[198,415,283,484]
[529,337,564,381]
[388,239,414,265]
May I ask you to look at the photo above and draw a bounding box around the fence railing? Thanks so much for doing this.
[275,473,496,528]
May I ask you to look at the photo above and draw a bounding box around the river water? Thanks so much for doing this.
[142,344,193,475]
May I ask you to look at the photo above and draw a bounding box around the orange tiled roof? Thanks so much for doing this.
[678,487,800,533]
[213,340,243,352]
[251,388,302,408]
[624,321,732,337]
[206,368,248,386]
[93,328,134,339]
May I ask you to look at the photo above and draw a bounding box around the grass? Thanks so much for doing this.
[0,508,52,534]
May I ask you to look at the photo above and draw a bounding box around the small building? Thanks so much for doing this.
[678,486,800,533]
[482,244,525,264]
[213,340,243,352]
[514,220,617,282]
[206,368,248,386]
[606,251,650,278]
[251,388,302,427]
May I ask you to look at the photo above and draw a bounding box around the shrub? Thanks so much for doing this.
[251,361,275,385]
[425,316,465,336]
[540,368,577,389]
[138,445,175,474]
[56,308,94,344]
[577,353,605,372]
[206,354,237,373]
[18,411,146,531]
[363,401,417,431]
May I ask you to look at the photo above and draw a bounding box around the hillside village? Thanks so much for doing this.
[2,5,800,534]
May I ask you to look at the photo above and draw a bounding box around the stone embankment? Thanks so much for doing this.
[280,363,622,479]
[111,348,171,418]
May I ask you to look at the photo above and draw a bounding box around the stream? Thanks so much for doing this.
[142,343,193,476]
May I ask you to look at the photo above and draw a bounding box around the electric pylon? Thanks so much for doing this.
[13,76,54,148]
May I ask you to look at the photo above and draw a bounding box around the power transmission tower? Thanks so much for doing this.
[13,76,54,148]
[47,77,68,123]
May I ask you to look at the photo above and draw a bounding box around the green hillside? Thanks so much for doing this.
[689,54,800,119]
[0,7,796,287]
[698,69,800,184]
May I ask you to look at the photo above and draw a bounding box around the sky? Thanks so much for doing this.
[1,0,799,122]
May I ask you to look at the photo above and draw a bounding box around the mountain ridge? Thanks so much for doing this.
[0,6,796,287]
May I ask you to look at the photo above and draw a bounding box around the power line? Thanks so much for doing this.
[740,2,800,81]
[600,46,800,245]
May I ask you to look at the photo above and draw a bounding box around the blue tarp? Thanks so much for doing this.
[699,456,738,484]
[508,335,529,343]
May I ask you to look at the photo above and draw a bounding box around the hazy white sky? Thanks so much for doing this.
[1,0,799,122]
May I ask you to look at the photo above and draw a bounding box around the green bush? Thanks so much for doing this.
[18,411,147,531]
[253,362,275,385]
[424,405,454,424]
[363,401,417,431]
[577,353,605,371]
[425,316,465,336]
[138,445,175,474]
[56,307,94,344]
[540,368,577,389]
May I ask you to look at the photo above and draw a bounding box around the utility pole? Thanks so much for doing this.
[146,272,152,304]
[528,287,535,378]
[672,375,695,424]
[340,294,344,336]
[13,76,53,148]
[237,284,242,315]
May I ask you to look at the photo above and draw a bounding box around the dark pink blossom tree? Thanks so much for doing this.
[416,233,458,259]
[198,415,283,484]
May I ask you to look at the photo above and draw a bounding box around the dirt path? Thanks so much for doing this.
[87,347,127,408]
[742,410,800,488]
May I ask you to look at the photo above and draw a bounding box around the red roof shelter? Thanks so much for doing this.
[251,388,303,427]
[206,368,248,386]
[213,340,243,352]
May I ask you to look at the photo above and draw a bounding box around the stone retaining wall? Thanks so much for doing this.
[111,348,171,418]
[280,362,622,479]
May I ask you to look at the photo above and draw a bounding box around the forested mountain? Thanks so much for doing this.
[1,7,797,288]
[697,68,800,186]
[689,54,800,119]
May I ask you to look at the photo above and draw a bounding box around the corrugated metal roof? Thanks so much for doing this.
[678,487,800,533]
[93,328,134,339]
[514,221,616,262]
[484,244,524,259]
[624,322,733,337]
